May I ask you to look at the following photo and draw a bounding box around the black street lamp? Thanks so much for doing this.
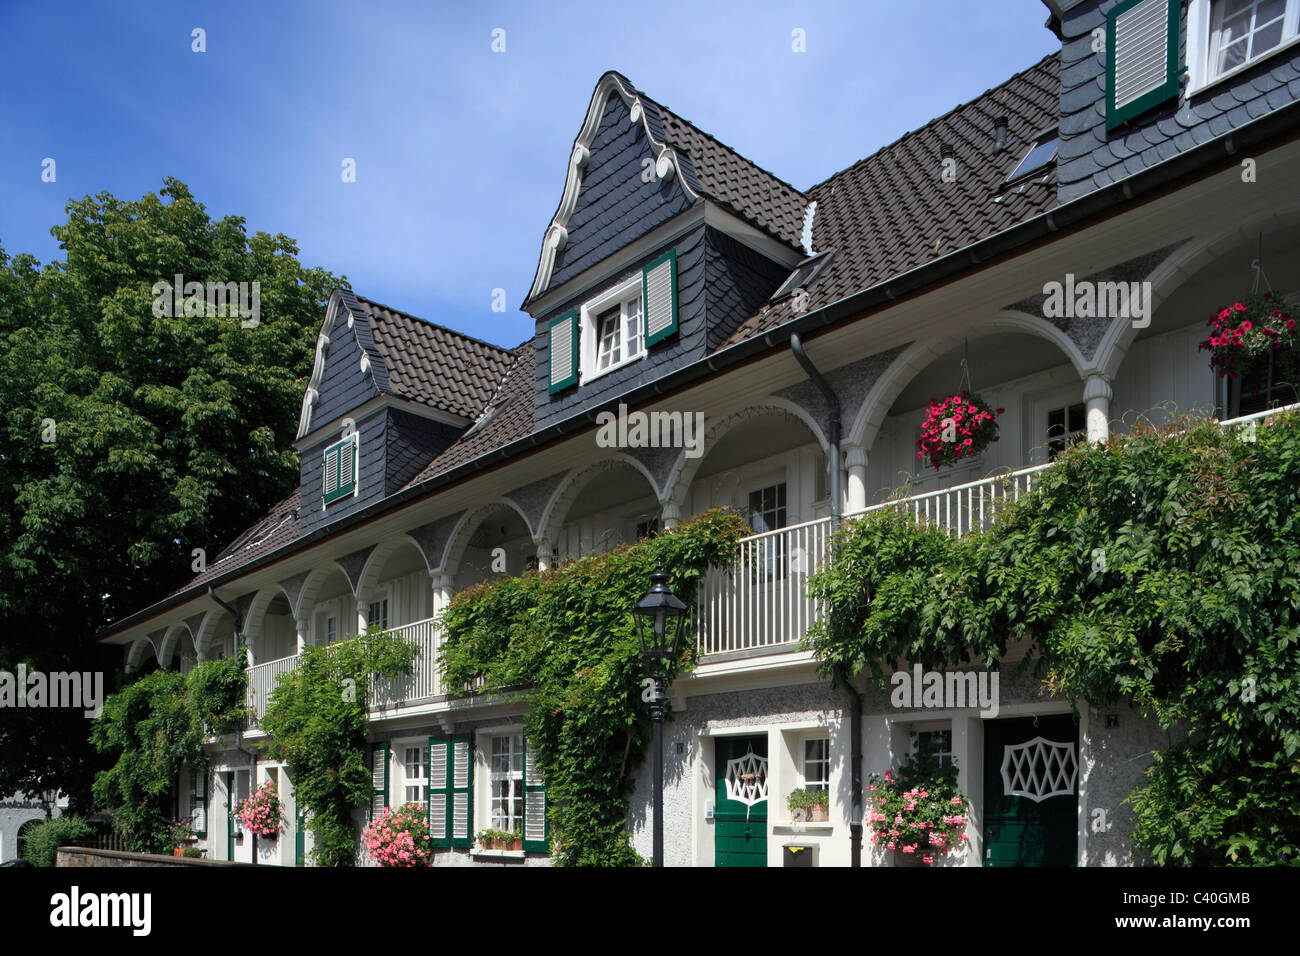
[633,562,688,868]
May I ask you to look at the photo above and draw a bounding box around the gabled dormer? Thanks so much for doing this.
[294,289,514,534]
[524,72,812,427]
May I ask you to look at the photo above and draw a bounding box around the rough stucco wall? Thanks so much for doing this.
[1079,701,1187,866]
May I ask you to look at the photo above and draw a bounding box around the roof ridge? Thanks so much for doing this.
[353,293,519,358]
[808,51,1060,194]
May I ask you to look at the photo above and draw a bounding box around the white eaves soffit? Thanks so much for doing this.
[526,73,702,303]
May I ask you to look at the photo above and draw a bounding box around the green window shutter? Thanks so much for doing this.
[428,737,450,848]
[449,735,474,848]
[323,435,356,504]
[369,741,389,820]
[548,311,578,393]
[193,771,208,838]
[1106,0,1180,130]
[642,250,678,346]
[522,739,549,853]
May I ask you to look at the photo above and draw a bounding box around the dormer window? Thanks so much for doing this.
[548,251,678,395]
[323,433,358,505]
[592,290,644,377]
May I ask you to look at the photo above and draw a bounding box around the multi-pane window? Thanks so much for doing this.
[403,746,427,804]
[1047,403,1087,460]
[490,735,525,832]
[367,598,389,630]
[593,295,643,374]
[749,483,788,581]
[915,728,954,768]
[1210,0,1298,80]
[803,738,830,791]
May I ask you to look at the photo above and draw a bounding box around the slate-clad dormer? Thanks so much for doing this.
[523,72,810,428]
[294,289,514,534]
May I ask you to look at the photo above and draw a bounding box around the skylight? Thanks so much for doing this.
[1008,131,1058,180]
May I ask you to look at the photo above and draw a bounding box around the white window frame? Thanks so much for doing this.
[801,737,831,791]
[487,733,526,834]
[1187,0,1300,96]
[579,275,645,385]
[912,721,956,769]
[397,739,428,807]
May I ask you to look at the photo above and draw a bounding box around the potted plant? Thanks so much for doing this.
[507,828,523,851]
[236,781,283,841]
[916,392,1002,470]
[167,819,194,856]
[787,788,830,822]
[363,803,434,867]
[476,828,501,850]
[865,752,970,866]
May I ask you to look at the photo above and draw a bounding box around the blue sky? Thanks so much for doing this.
[0,1,1057,348]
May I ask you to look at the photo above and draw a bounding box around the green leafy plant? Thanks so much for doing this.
[260,628,417,867]
[441,508,751,866]
[181,847,204,859]
[22,815,94,867]
[786,788,829,811]
[90,655,247,853]
[809,410,1300,865]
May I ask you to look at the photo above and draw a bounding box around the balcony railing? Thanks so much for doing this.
[695,464,1047,657]
[695,402,1300,658]
[244,618,444,723]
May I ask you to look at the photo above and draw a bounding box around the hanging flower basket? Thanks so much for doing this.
[865,755,971,866]
[365,803,434,867]
[237,781,283,839]
[1199,293,1298,380]
[916,392,1002,470]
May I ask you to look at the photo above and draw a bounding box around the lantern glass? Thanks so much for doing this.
[633,564,688,670]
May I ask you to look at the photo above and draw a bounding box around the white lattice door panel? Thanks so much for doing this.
[724,747,769,821]
[1000,736,1078,802]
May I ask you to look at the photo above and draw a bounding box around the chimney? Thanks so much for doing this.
[993,116,1009,153]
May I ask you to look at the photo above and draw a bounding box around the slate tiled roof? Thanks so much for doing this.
[647,95,809,250]
[163,489,301,599]
[402,338,536,487]
[359,296,516,420]
[111,53,1068,624]
[723,52,1061,344]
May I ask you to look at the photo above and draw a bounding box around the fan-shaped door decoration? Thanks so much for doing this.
[1000,736,1077,802]
[724,746,769,821]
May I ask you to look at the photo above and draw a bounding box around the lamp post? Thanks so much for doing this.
[633,562,688,868]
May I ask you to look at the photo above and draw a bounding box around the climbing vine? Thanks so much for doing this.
[260,629,416,867]
[807,411,1300,865]
[90,654,247,853]
[440,508,751,866]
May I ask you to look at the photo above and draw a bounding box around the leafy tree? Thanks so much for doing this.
[0,179,342,807]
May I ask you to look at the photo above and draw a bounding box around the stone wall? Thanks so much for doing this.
[56,847,252,867]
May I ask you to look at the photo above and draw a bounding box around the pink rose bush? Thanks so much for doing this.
[916,392,1002,470]
[1200,293,1298,381]
[363,803,434,867]
[865,752,970,865]
[237,781,283,838]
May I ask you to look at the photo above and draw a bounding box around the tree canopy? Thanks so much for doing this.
[0,178,343,806]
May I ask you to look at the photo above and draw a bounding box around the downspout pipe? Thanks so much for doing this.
[789,334,862,866]
[210,585,257,864]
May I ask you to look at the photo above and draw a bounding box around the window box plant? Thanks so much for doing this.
[476,828,524,851]
[866,752,970,866]
[787,787,830,823]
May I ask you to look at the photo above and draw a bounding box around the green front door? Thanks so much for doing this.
[983,714,1079,866]
[226,772,235,861]
[294,807,305,866]
[714,735,767,867]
